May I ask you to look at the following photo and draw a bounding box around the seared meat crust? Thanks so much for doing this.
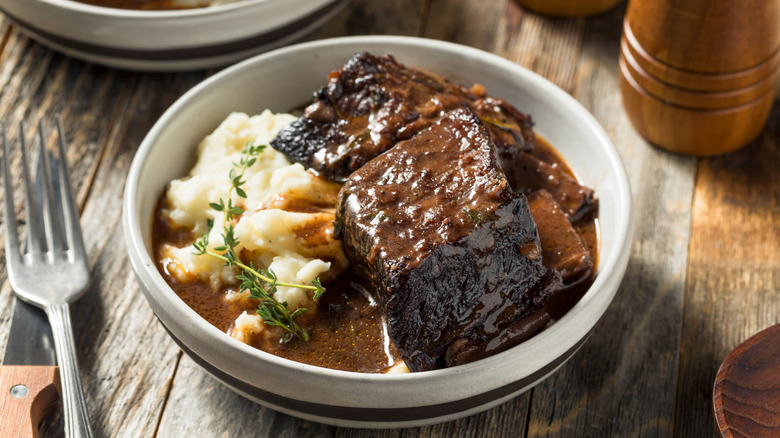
[335,107,561,371]
[271,52,536,181]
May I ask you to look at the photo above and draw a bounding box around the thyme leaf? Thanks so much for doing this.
[192,140,325,342]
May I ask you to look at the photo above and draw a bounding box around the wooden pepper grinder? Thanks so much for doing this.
[620,0,780,155]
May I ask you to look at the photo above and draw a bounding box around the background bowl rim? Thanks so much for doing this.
[2,0,347,69]
[34,0,279,18]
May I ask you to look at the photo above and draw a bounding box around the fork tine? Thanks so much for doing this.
[55,117,85,259]
[2,123,23,269]
[19,120,45,258]
[37,119,66,254]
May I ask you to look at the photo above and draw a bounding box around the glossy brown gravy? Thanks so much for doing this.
[151,136,598,373]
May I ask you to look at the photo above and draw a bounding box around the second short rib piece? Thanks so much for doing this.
[527,189,593,282]
[271,52,536,181]
[334,107,561,371]
[508,152,596,221]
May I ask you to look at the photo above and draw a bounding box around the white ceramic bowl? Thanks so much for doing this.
[123,35,633,428]
[0,0,348,71]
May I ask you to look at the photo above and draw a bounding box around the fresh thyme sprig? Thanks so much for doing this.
[192,141,325,343]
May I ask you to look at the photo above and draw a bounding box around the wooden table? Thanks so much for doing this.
[0,1,777,436]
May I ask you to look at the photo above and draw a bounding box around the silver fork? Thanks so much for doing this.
[2,119,93,438]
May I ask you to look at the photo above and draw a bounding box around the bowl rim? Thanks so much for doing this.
[2,0,348,70]
[123,35,633,386]
[37,0,277,18]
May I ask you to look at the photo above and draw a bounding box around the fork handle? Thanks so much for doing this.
[45,303,94,438]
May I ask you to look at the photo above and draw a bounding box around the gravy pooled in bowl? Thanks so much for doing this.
[151,54,599,373]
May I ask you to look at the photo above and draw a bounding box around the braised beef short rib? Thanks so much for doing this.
[271,52,536,181]
[527,189,593,282]
[334,107,561,371]
[508,152,596,221]
[271,52,595,222]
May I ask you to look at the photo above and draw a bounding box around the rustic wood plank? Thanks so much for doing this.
[157,354,333,437]
[0,25,214,436]
[501,1,585,93]
[524,5,697,437]
[55,70,212,438]
[424,0,507,52]
[0,31,137,438]
[674,104,780,437]
[0,34,135,209]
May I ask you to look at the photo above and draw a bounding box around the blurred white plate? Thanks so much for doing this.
[0,0,349,71]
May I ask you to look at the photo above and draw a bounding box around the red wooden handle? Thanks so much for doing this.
[0,366,60,438]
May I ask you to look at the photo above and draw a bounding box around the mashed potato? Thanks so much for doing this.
[160,110,346,344]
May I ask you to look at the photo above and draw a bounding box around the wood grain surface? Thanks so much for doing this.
[0,1,777,437]
[713,324,780,438]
